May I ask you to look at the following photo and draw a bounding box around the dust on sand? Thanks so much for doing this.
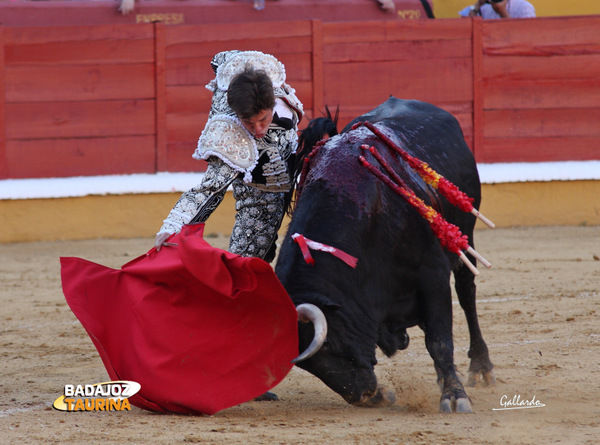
[1,226,599,444]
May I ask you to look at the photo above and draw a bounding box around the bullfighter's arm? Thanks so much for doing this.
[155,157,238,248]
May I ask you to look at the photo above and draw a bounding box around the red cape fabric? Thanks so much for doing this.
[60,224,299,415]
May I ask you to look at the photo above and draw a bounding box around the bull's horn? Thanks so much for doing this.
[291,303,327,363]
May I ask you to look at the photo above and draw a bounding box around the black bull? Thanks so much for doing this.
[275,97,495,413]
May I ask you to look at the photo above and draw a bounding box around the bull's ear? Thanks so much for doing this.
[298,294,340,312]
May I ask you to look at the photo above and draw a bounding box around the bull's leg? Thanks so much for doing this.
[453,255,495,386]
[420,274,473,413]
[425,329,473,413]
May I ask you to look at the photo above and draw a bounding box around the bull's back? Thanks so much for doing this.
[345,97,480,208]
[343,97,460,140]
[278,97,481,280]
[343,97,450,131]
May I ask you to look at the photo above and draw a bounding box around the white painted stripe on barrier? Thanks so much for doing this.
[477,161,600,184]
[1,161,599,200]
[0,172,206,200]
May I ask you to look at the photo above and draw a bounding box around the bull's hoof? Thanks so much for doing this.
[456,398,473,413]
[253,391,279,402]
[439,397,473,413]
[466,369,496,387]
[356,386,396,408]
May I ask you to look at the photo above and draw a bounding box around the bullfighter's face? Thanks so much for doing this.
[239,108,273,139]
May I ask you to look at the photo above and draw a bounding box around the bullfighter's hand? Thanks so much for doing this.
[155,231,173,252]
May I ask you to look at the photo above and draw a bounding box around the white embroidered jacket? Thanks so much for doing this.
[157,50,304,238]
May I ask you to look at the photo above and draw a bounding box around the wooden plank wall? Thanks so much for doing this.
[161,20,315,172]
[0,0,432,27]
[478,16,600,163]
[2,24,158,178]
[320,19,474,145]
[1,16,599,180]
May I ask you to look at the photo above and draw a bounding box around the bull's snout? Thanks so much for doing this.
[355,386,396,408]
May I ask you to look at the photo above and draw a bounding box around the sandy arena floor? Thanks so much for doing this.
[1,226,599,444]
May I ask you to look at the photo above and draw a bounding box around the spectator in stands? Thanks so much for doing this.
[377,0,396,13]
[119,0,135,15]
[120,0,400,15]
[118,0,404,15]
[459,0,536,18]
[376,0,434,16]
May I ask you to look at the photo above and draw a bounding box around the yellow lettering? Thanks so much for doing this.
[60,395,133,411]
[89,398,132,411]
[64,398,75,410]
[74,398,85,411]
[96,399,106,411]
[120,398,131,411]
[397,9,421,19]
[135,12,184,25]
[173,13,184,25]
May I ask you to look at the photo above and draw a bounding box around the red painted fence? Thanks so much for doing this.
[1,15,599,180]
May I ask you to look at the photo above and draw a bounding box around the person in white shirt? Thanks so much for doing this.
[459,0,536,19]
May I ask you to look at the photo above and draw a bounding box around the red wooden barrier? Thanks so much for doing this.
[1,15,599,180]
[0,27,6,178]
[478,16,600,163]
[0,0,432,27]
[2,24,157,178]
[161,20,316,172]
[320,19,474,147]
